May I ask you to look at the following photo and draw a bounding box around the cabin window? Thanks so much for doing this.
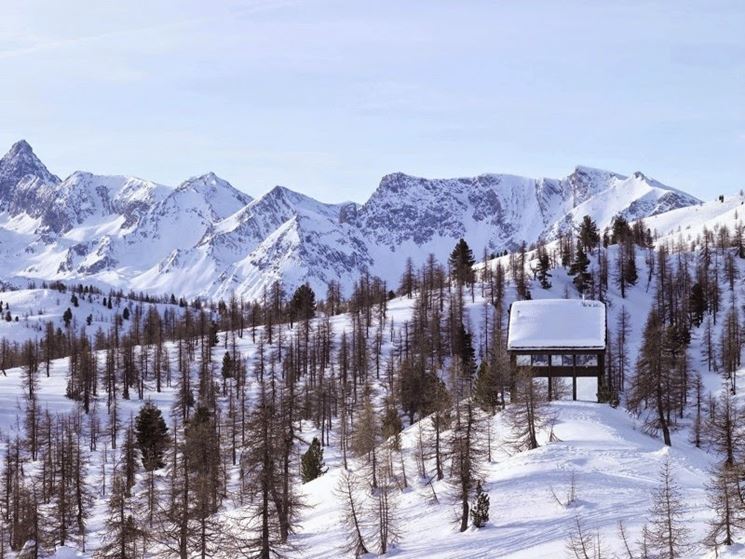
[577,354,598,367]
[532,354,549,367]
[551,355,567,366]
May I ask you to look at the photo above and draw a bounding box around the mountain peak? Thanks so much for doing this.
[261,185,338,210]
[569,165,625,182]
[266,184,293,198]
[259,185,313,207]
[178,173,251,201]
[3,139,42,167]
[632,171,647,180]
[179,172,221,190]
[8,139,33,157]
[168,172,252,223]
[178,172,248,196]
[182,171,220,185]
[248,185,340,223]
[0,139,60,198]
[372,172,429,198]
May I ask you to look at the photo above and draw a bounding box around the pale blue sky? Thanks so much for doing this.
[0,0,742,202]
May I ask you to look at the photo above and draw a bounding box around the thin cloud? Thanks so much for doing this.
[0,0,297,60]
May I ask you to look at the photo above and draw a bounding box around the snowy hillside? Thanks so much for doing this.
[645,192,745,245]
[0,285,184,352]
[299,401,713,559]
[2,234,745,557]
[0,140,701,300]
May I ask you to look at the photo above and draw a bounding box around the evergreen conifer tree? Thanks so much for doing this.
[536,247,552,289]
[569,242,591,294]
[134,402,170,471]
[449,238,476,285]
[221,352,234,380]
[301,437,326,483]
[63,307,73,327]
[578,215,600,252]
[289,283,316,323]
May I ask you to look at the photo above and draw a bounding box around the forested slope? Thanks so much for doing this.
[0,214,744,557]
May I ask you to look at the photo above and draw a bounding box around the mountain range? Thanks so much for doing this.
[0,140,703,299]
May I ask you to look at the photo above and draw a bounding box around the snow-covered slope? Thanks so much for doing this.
[0,243,738,558]
[0,141,701,299]
[644,191,745,246]
[300,400,713,559]
[0,286,180,345]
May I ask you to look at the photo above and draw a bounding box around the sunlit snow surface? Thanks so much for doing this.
[507,299,606,350]
[1,248,742,557]
[0,142,704,301]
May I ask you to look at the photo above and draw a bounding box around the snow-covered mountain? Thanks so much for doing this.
[0,140,702,299]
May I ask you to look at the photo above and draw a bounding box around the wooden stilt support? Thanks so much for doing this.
[509,353,517,399]
[572,354,577,401]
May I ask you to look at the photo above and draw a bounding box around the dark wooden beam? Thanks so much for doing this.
[514,367,602,378]
[509,349,604,356]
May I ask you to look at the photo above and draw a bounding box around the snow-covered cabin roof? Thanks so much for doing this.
[507,299,606,351]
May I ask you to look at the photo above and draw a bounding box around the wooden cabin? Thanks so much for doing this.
[507,298,607,402]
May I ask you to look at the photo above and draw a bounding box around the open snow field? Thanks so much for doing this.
[299,400,715,558]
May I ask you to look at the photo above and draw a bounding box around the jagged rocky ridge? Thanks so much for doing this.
[0,140,701,299]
